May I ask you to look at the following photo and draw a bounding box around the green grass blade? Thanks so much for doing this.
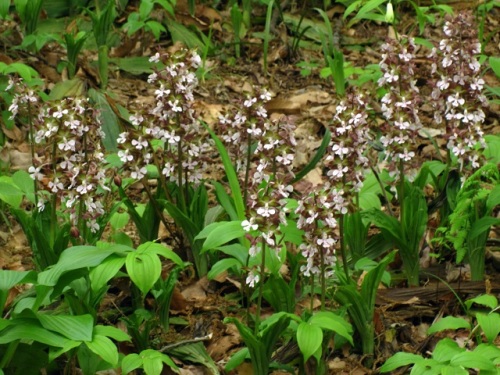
[202,122,245,220]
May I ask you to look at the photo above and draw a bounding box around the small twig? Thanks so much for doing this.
[159,333,213,353]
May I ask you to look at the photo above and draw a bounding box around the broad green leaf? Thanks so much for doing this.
[85,334,119,367]
[142,351,164,375]
[126,251,161,295]
[3,62,39,81]
[94,325,130,342]
[0,319,70,347]
[122,353,143,374]
[0,318,12,331]
[164,342,216,374]
[473,343,500,361]
[489,56,500,78]
[90,255,126,293]
[139,0,154,18]
[297,322,323,362]
[145,20,166,40]
[207,258,242,280]
[88,88,119,151]
[199,221,245,251]
[38,245,128,286]
[165,18,206,51]
[110,211,130,230]
[48,339,82,363]
[208,243,248,265]
[136,242,183,266]
[156,0,175,16]
[476,313,500,344]
[450,351,496,371]
[427,316,470,334]
[225,348,249,372]
[379,352,423,372]
[37,313,93,342]
[465,294,498,311]
[12,170,35,203]
[48,77,85,100]
[308,312,353,344]
[411,359,445,374]
[431,338,463,363]
[0,270,35,313]
[359,192,381,211]
[0,180,23,207]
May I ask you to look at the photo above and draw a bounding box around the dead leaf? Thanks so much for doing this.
[1,124,23,142]
[181,278,208,302]
[8,149,32,170]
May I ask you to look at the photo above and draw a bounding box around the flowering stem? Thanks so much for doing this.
[339,213,349,280]
[26,102,38,203]
[243,135,252,208]
[151,149,174,203]
[319,247,326,310]
[310,275,314,312]
[254,238,266,334]
[398,159,405,222]
[176,140,187,213]
[77,198,85,244]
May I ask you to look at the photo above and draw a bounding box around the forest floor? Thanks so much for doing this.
[0,1,500,374]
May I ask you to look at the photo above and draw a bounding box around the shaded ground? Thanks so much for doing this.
[0,1,500,374]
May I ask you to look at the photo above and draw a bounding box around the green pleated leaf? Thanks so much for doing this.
[308,311,353,344]
[450,351,496,371]
[199,221,245,251]
[38,245,129,286]
[427,316,471,334]
[207,258,242,280]
[85,334,119,367]
[465,294,498,311]
[476,313,500,344]
[138,349,178,375]
[122,353,143,374]
[37,313,93,342]
[0,180,23,207]
[12,170,35,203]
[94,325,130,342]
[90,255,126,293]
[126,250,161,295]
[137,241,183,266]
[0,270,35,291]
[297,322,323,362]
[0,319,70,347]
[379,352,423,372]
[431,338,463,363]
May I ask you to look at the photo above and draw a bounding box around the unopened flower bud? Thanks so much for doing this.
[385,1,394,24]
[70,226,80,238]
[114,175,122,187]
